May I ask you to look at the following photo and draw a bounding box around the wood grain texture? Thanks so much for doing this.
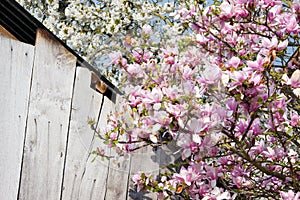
[103,96,132,200]
[104,156,131,200]
[18,29,77,200]
[0,27,168,200]
[77,96,113,200]
[128,146,160,200]
[0,34,34,200]
[61,67,110,200]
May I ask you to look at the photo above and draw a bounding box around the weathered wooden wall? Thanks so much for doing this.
[0,30,161,200]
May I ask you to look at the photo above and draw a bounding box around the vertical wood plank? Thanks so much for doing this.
[61,67,110,200]
[0,34,34,200]
[104,154,131,200]
[127,147,160,200]
[77,96,113,200]
[103,97,132,200]
[18,30,77,200]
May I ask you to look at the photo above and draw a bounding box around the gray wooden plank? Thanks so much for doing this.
[0,34,35,200]
[128,146,160,200]
[103,97,132,200]
[77,96,113,200]
[127,135,181,199]
[18,29,77,200]
[61,67,110,200]
[105,156,131,200]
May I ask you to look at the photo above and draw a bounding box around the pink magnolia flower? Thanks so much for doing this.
[290,112,300,126]
[196,33,209,44]
[231,165,251,189]
[290,70,300,87]
[141,24,152,35]
[268,5,282,22]
[282,70,300,87]
[202,187,231,200]
[249,71,262,85]
[181,65,194,80]
[234,5,248,18]
[142,88,163,104]
[132,173,152,192]
[235,118,248,137]
[126,63,142,75]
[211,103,228,123]
[187,118,206,134]
[250,118,263,136]
[177,133,198,160]
[274,147,285,160]
[235,0,248,4]
[228,56,241,69]
[221,22,233,35]
[246,54,266,72]
[250,140,265,155]
[230,70,248,87]
[109,51,126,65]
[153,110,172,126]
[285,15,299,33]
[219,1,234,18]
[261,37,288,51]
[262,147,276,161]
[162,86,179,100]
[226,98,238,112]
[128,94,141,107]
[293,0,300,13]
[182,81,195,94]
[162,48,178,65]
[202,64,222,84]
[110,132,118,140]
[132,49,153,63]
[173,166,201,186]
[164,102,185,119]
[278,40,289,51]
[258,0,281,7]
[280,190,300,200]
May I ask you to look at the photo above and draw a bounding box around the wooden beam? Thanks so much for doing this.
[0,25,18,40]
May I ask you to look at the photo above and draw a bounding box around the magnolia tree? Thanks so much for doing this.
[91,0,300,199]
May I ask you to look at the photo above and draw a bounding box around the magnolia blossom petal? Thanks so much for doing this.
[228,56,240,68]
[196,33,209,44]
[290,70,300,87]
[202,65,222,84]
[220,1,234,18]
[278,39,288,50]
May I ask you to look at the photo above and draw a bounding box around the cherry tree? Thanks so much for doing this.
[17,0,182,85]
[92,0,300,199]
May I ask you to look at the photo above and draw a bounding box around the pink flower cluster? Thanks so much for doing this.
[97,0,300,199]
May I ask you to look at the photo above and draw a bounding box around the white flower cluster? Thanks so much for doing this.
[17,0,191,84]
